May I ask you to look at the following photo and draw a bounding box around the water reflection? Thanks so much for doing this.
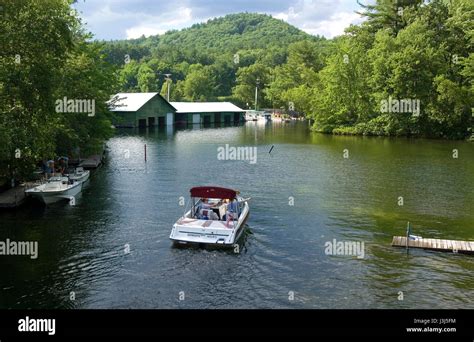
[0,122,473,309]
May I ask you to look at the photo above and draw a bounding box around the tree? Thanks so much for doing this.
[0,0,118,184]
[54,41,118,156]
[119,60,140,91]
[267,39,327,111]
[137,64,158,92]
[0,0,78,181]
[182,65,217,101]
[310,32,375,133]
[232,63,271,109]
[357,0,423,34]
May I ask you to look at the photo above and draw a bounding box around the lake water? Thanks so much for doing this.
[1,121,473,309]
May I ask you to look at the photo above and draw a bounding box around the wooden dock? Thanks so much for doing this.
[392,236,474,255]
[79,155,103,169]
[0,186,28,209]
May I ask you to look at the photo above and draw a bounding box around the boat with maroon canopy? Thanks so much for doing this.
[170,186,250,246]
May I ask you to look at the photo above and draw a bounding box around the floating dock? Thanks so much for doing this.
[0,186,28,209]
[392,236,474,255]
[79,155,103,169]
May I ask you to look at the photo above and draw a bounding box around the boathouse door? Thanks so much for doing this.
[166,113,173,126]
[234,113,240,123]
[158,116,165,127]
[192,114,201,124]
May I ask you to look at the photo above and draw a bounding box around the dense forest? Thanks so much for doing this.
[106,1,473,139]
[0,0,473,185]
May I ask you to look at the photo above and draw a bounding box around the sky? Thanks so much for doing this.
[72,0,369,41]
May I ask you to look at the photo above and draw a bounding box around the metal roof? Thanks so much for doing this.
[109,92,171,112]
[170,102,244,113]
[108,93,243,113]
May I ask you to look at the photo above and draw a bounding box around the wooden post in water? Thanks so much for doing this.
[406,221,410,252]
[144,144,147,162]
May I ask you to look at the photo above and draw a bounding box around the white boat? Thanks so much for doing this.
[272,116,283,122]
[25,176,82,204]
[245,111,258,121]
[68,167,90,184]
[170,186,250,246]
[257,112,272,121]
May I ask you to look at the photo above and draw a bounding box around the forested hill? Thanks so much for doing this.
[103,13,318,65]
[101,13,328,105]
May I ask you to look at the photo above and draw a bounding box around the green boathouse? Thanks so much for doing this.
[110,92,245,127]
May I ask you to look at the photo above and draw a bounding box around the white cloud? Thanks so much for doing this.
[274,0,364,38]
[303,11,364,38]
[125,26,167,39]
[125,7,194,39]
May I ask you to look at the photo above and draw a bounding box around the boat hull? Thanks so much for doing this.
[170,201,250,247]
[26,182,82,204]
[69,170,90,184]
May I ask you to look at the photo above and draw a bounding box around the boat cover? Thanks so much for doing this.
[190,186,237,199]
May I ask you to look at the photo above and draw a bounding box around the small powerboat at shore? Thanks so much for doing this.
[257,112,272,121]
[170,186,250,246]
[245,111,258,121]
[25,176,82,204]
[67,167,90,184]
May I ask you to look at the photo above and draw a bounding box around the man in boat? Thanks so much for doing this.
[196,198,214,219]
[225,199,238,228]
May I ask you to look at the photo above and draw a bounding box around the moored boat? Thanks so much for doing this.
[245,111,258,121]
[170,186,250,246]
[25,176,82,204]
[68,167,90,184]
[257,111,272,121]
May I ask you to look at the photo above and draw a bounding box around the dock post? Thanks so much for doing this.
[406,222,411,252]
[144,144,147,162]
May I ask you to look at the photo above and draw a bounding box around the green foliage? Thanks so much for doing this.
[232,63,271,109]
[137,64,158,92]
[0,0,117,183]
[310,0,473,139]
[182,64,217,101]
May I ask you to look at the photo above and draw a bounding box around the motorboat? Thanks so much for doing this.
[245,111,258,121]
[68,167,90,184]
[272,114,290,122]
[25,176,82,204]
[272,116,282,122]
[170,186,250,246]
[257,112,272,121]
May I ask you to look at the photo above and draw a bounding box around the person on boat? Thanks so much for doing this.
[46,160,55,178]
[200,198,213,209]
[196,198,213,219]
[225,199,238,228]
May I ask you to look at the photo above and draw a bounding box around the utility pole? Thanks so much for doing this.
[255,78,260,111]
[164,74,172,102]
